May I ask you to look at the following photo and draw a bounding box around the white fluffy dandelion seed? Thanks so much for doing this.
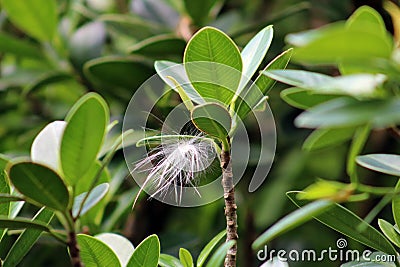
[134,134,217,204]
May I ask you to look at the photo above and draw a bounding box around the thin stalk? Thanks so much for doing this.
[221,141,238,267]
[68,230,83,267]
[347,124,370,184]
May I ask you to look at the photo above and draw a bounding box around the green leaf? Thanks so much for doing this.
[356,154,400,177]
[127,234,160,267]
[238,25,273,93]
[0,32,43,59]
[183,0,219,26]
[346,5,388,37]
[0,155,10,241]
[24,71,72,95]
[265,70,386,98]
[252,199,334,249]
[77,234,121,267]
[205,240,235,267]
[61,93,109,186]
[1,0,58,41]
[378,219,400,248]
[191,103,231,139]
[159,254,183,267]
[0,194,23,204]
[72,183,109,217]
[295,98,400,129]
[75,161,110,196]
[280,88,338,109]
[129,35,186,59]
[154,61,204,104]
[31,121,66,172]
[184,27,242,105]
[287,192,397,255]
[234,48,292,120]
[95,233,135,267]
[197,230,226,267]
[303,127,356,151]
[393,180,400,229]
[0,216,51,232]
[179,248,194,267]
[8,162,69,211]
[3,208,54,267]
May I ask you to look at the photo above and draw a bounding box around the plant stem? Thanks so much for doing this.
[221,147,238,267]
[68,231,83,267]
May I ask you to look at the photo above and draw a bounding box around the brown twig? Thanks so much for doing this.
[68,231,83,267]
[221,150,238,267]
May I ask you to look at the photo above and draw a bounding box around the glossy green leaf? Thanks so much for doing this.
[238,25,273,93]
[129,35,186,59]
[356,154,400,177]
[287,192,397,255]
[280,88,338,109]
[179,248,194,267]
[197,230,226,267]
[84,56,154,91]
[183,0,219,26]
[155,61,204,104]
[235,48,292,120]
[205,240,235,267]
[3,208,54,267]
[31,121,66,172]
[184,27,242,105]
[8,162,69,211]
[127,234,160,267]
[295,98,400,129]
[0,216,51,232]
[252,199,334,249]
[77,234,121,267]
[159,254,183,267]
[393,180,400,229]
[303,127,356,151]
[191,103,231,139]
[72,183,109,217]
[0,32,42,59]
[265,70,386,98]
[95,233,135,267]
[1,0,58,41]
[61,93,109,186]
[378,219,400,248]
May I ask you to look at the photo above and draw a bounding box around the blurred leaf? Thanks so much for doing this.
[24,72,72,95]
[77,234,121,267]
[303,127,356,151]
[295,98,400,128]
[8,162,69,211]
[297,180,353,200]
[69,21,107,67]
[179,248,194,267]
[197,230,225,267]
[154,60,204,104]
[72,183,109,217]
[159,254,183,267]
[127,234,160,267]
[0,33,42,59]
[129,35,186,59]
[252,199,333,249]
[84,56,154,91]
[131,0,179,27]
[357,154,400,177]
[378,219,400,248]
[61,93,109,186]
[0,216,51,232]
[1,0,58,41]
[280,88,338,109]
[238,25,273,93]
[393,181,400,229]
[31,121,66,172]
[0,194,23,204]
[3,208,54,267]
[384,1,400,45]
[75,161,110,196]
[102,190,135,232]
[0,155,10,240]
[191,103,231,139]
[205,240,235,267]
[95,233,135,266]
[183,0,220,26]
[346,5,388,36]
[287,192,397,255]
[184,27,242,105]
